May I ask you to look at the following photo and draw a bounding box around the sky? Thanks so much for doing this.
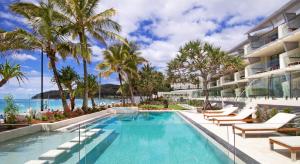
[0,0,287,99]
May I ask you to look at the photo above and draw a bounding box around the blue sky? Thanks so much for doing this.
[0,0,287,98]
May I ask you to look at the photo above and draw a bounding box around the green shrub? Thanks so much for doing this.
[41,116,48,121]
[255,106,269,122]
[188,100,203,107]
[282,108,291,113]
[269,108,278,119]
[25,115,32,124]
[3,95,19,124]
[140,105,160,110]
[53,112,66,121]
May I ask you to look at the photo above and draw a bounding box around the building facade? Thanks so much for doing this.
[159,0,300,106]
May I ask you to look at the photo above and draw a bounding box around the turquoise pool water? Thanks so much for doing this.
[0,112,232,164]
[0,131,77,163]
[60,112,232,164]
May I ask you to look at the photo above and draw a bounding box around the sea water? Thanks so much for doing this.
[0,98,119,114]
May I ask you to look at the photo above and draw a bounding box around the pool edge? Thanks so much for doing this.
[177,112,259,164]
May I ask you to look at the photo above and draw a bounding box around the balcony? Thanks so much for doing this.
[245,28,278,55]
[234,71,245,81]
[208,81,217,88]
[235,88,246,97]
[278,14,300,38]
[280,48,300,69]
[220,74,235,85]
[217,80,220,86]
[221,88,235,97]
[245,58,280,77]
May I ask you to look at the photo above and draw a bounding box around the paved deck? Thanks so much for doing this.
[179,110,300,164]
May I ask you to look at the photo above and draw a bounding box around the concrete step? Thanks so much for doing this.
[24,160,49,164]
[57,141,79,150]
[39,149,66,161]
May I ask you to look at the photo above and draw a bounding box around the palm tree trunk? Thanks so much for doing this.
[69,87,75,111]
[0,79,8,87]
[128,79,135,105]
[91,97,96,109]
[202,78,211,111]
[49,55,68,112]
[118,73,125,105]
[82,59,89,111]
[78,31,89,112]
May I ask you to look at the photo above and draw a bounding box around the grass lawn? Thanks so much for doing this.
[139,104,187,110]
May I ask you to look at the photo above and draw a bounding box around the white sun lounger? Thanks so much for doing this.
[70,136,88,142]
[57,141,78,150]
[25,160,49,164]
[204,107,238,119]
[269,136,300,161]
[211,108,257,125]
[233,113,297,138]
[39,149,66,161]
[204,104,234,113]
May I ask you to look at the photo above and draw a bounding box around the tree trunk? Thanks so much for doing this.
[49,55,68,112]
[68,87,75,111]
[202,78,211,111]
[78,30,89,112]
[118,73,125,105]
[128,80,135,105]
[82,59,89,111]
[0,79,8,87]
[91,97,96,109]
[70,95,75,111]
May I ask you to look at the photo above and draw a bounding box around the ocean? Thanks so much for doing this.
[0,98,119,114]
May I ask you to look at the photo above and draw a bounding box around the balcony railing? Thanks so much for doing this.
[246,59,279,77]
[279,14,300,38]
[221,89,235,97]
[245,29,278,55]
[281,52,300,68]
[234,71,245,81]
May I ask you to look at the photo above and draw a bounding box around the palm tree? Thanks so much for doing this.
[123,42,146,104]
[98,44,129,105]
[59,66,79,111]
[0,1,77,112]
[53,0,124,111]
[0,61,26,87]
[87,74,99,108]
[76,74,99,109]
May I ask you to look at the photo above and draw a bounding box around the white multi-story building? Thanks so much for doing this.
[159,0,300,106]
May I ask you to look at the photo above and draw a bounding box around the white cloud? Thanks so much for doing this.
[11,53,37,61]
[0,11,26,24]
[90,45,105,62]
[0,73,57,99]
[96,0,287,69]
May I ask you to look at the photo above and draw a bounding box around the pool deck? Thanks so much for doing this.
[179,110,300,164]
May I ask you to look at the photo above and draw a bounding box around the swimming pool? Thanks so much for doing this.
[59,112,232,164]
[0,112,233,164]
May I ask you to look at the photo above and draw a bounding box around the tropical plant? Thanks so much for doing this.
[167,40,244,110]
[3,95,19,124]
[0,61,26,87]
[123,42,146,103]
[53,0,124,111]
[136,64,170,100]
[58,66,79,111]
[0,1,78,112]
[77,74,99,109]
[98,42,145,105]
